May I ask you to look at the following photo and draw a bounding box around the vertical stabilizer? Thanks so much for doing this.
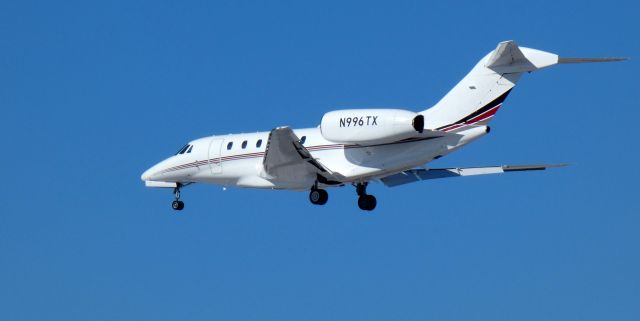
[421,40,624,132]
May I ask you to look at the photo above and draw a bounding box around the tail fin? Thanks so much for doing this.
[422,40,625,132]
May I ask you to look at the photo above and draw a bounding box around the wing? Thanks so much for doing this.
[380,164,567,187]
[262,127,335,179]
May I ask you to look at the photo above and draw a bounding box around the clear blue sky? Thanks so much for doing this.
[1,1,638,320]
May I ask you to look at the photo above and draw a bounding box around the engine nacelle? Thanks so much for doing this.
[320,109,424,145]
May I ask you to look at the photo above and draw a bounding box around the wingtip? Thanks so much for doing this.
[547,163,571,168]
[501,163,570,172]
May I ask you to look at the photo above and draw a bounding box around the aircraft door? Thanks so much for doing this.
[208,138,223,174]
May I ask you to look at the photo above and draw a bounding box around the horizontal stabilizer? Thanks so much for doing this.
[558,57,627,64]
[485,41,626,74]
[381,164,567,187]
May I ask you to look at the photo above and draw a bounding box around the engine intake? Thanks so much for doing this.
[413,114,424,133]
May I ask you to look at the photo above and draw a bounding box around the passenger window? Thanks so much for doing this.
[300,136,306,145]
[256,139,262,148]
[242,140,247,149]
[187,145,193,153]
[227,142,233,150]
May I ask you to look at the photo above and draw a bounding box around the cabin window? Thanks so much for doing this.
[256,139,263,148]
[227,142,233,150]
[242,140,247,149]
[300,136,306,145]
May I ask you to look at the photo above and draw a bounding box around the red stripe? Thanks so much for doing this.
[440,104,502,132]
[162,137,433,173]
[465,104,501,124]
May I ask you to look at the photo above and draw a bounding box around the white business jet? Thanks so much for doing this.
[141,41,623,211]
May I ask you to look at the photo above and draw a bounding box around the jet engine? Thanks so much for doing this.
[320,109,424,145]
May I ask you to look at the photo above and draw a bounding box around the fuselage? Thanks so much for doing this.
[141,41,622,212]
[140,125,489,191]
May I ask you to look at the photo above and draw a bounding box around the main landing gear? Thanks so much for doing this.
[171,184,185,211]
[309,185,329,205]
[308,182,377,211]
[356,182,376,211]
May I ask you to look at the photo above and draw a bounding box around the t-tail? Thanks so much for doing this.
[421,40,625,132]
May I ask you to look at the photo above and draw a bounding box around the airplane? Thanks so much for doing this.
[141,40,624,211]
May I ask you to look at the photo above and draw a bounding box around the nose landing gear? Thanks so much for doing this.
[171,185,185,211]
[355,182,376,211]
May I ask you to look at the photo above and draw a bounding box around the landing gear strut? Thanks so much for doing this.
[309,183,329,205]
[355,182,376,211]
[171,184,185,211]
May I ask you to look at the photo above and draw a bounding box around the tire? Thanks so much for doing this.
[309,189,329,205]
[172,200,185,211]
[316,189,328,205]
[358,195,377,211]
[365,195,376,211]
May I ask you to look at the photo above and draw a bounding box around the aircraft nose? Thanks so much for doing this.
[141,167,154,181]
[141,158,173,181]
[141,163,162,181]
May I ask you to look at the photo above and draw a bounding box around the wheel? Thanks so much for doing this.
[357,194,377,211]
[172,200,185,211]
[309,189,329,205]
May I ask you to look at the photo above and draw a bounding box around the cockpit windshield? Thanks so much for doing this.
[175,144,190,155]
